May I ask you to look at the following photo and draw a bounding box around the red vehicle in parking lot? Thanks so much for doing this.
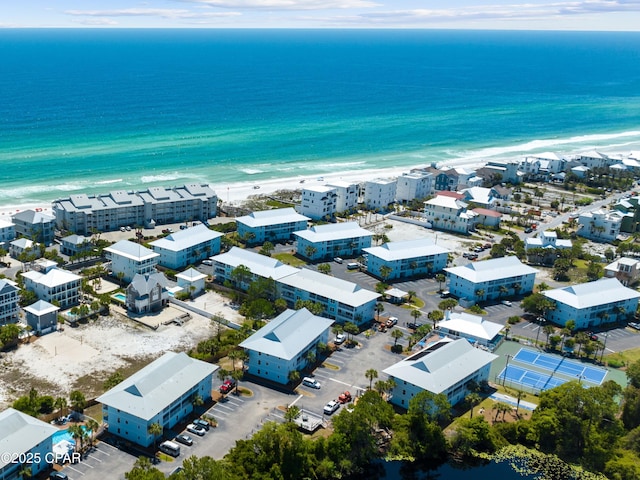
[219,379,236,394]
[338,391,352,404]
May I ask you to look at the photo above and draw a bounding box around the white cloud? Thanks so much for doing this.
[73,18,120,26]
[183,0,380,10]
[64,8,241,19]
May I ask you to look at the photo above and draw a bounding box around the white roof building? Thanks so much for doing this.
[212,247,300,286]
[294,222,372,244]
[236,208,310,245]
[525,230,573,250]
[461,186,497,209]
[21,267,82,309]
[363,238,450,280]
[383,338,497,408]
[149,224,222,269]
[364,238,449,262]
[395,171,433,203]
[294,222,373,261]
[236,208,309,229]
[605,257,640,286]
[437,311,504,349]
[104,240,160,283]
[299,186,337,220]
[326,180,359,213]
[364,178,397,210]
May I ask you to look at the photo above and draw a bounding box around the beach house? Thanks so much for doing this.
[0,408,58,480]
[60,234,93,258]
[176,268,207,297]
[471,208,502,228]
[576,150,614,169]
[294,222,373,261]
[326,180,359,213]
[363,238,450,281]
[97,351,218,448]
[436,311,504,350]
[149,224,222,270]
[277,269,379,326]
[363,178,397,211]
[8,238,39,260]
[23,300,59,336]
[212,247,299,290]
[21,265,82,309]
[0,279,20,326]
[444,256,538,305]
[239,308,334,385]
[525,230,572,264]
[104,240,160,283]
[11,209,55,246]
[423,194,475,234]
[461,186,498,209]
[125,272,169,314]
[383,338,497,409]
[543,278,640,329]
[0,219,16,247]
[298,186,337,220]
[235,208,309,245]
[577,209,625,243]
[605,257,640,287]
[395,171,433,203]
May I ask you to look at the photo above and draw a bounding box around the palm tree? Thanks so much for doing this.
[514,390,525,418]
[379,265,392,282]
[54,396,67,419]
[543,324,555,348]
[411,309,422,325]
[68,424,84,453]
[391,329,404,347]
[288,370,300,385]
[407,290,416,303]
[435,273,446,292]
[365,369,378,390]
[475,289,485,301]
[466,392,482,418]
[375,303,385,322]
[305,350,316,369]
[284,405,301,423]
[147,422,163,451]
[85,418,100,448]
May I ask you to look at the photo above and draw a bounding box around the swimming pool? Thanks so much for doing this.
[52,426,91,444]
[112,292,126,302]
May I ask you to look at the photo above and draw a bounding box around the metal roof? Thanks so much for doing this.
[445,256,538,283]
[363,238,450,261]
[543,277,640,309]
[0,408,58,470]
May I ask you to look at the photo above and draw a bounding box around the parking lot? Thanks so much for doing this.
[59,440,138,480]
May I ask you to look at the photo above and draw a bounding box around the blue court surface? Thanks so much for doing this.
[513,348,607,385]
[498,365,567,391]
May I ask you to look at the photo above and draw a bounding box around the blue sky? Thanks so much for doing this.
[3,0,640,30]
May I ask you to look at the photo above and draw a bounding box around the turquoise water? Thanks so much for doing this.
[112,293,126,302]
[1,29,640,208]
[52,426,90,444]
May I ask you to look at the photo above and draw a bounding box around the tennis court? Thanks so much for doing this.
[514,348,607,385]
[497,364,567,391]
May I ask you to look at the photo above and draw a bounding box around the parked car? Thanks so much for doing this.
[334,333,346,345]
[501,300,512,307]
[186,424,206,436]
[407,322,423,330]
[333,257,343,264]
[588,332,599,341]
[174,434,193,446]
[219,379,236,394]
[524,227,533,233]
[385,317,398,328]
[324,400,340,415]
[192,418,210,431]
[628,322,640,330]
[120,226,126,232]
[338,391,352,404]
[302,377,321,389]
[50,473,69,480]
[202,259,213,266]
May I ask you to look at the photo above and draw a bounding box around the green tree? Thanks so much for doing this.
[435,273,446,292]
[522,293,556,319]
[391,328,404,347]
[375,302,385,321]
[428,309,444,327]
[379,265,392,282]
[125,457,165,480]
[365,369,378,390]
[410,309,423,325]
[103,370,125,391]
[230,264,252,289]
[69,390,86,413]
[465,392,482,419]
[317,263,331,275]
[259,241,274,256]
[438,298,458,311]
[147,422,163,451]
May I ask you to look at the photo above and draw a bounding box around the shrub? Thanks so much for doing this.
[607,357,625,368]
[391,344,403,354]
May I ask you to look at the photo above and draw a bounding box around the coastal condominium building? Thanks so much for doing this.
[576,150,614,169]
[605,257,640,287]
[363,178,397,211]
[52,184,218,234]
[0,279,20,326]
[326,181,359,213]
[0,219,16,247]
[11,209,55,246]
[104,240,160,283]
[149,224,222,270]
[423,194,476,234]
[298,186,338,220]
[97,351,218,448]
[543,278,640,329]
[239,308,334,385]
[294,222,373,261]
[395,171,433,203]
[0,408,58,480]
[363,238,450,281]
[21,264,82,309]
[577,209,626,243]
[235,208,310,245]
[444,256,538,305]
[383,338,497,409]
[212,247,299,290]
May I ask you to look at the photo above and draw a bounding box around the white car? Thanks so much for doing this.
[302,377,321,389]
[334,333,346,345]
[501,300,513,307]
[186,424,206,436]
[324,400,340,415]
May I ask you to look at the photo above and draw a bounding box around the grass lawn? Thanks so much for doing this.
[272,252,307,267]
[605,346,640,367]
[401,297,425,309]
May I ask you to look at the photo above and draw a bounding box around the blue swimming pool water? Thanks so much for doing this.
[52,426,91,444]
[112,293,126,302]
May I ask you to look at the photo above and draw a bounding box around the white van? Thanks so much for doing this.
[159,440,181,457]
[302,377,321,389]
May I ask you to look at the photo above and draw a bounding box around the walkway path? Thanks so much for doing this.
[489,392,537,411]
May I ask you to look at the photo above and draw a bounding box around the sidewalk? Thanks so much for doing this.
[489,392,537,411]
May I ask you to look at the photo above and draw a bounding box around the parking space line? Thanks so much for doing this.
[214,404,237,412]
[66,465,86,474]
[96,442,117,453]
[87,454,103,463]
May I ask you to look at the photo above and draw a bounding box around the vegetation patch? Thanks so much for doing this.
[272,252,307,267]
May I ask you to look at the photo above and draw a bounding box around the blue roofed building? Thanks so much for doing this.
[149,224,222,270]
[239,308,334,385]
[294,222,373,261]
[363,238,450,281]
[212,247,299,290]
[236,208,310,245]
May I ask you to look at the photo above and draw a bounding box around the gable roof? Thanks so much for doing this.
[472,207,501,218]
[0,408,57,470]
[104,240,159,262]
[236,208,310,228]
[363,238,450,261]
[24,300,59,316]
[438,312,503,341]
[294,222,373,243]
[445,256,539,283]
[96,352,218,421]
[543,277,640,309]
[21,267,82,288]
[176,268,207,282]
[425,195,467,210]
[383,339,497,394]
[212,247,299,281]
[11,209,55,224]
[128,272,168,296]
[240,308,334,360]
[149,224,222,252]
[278,269,379,308]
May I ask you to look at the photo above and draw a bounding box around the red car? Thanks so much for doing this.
[338,391,352,404]
[219,379,236,394]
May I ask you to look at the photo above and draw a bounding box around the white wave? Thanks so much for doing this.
[95,178,124,185]
[140,174,182,183]
[240,168,264,175]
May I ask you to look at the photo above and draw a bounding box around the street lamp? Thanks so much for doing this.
[535,317,545,347]
[503,354,512,387]
[600,332,609,363]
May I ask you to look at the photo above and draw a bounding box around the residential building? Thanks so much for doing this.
[578,209,625,243]
[395,171,433,203]
[60,234,92,257]
[176,268,207,297]
[570,165,590,178]
[52,184,218,234]
[576,150,613,169]
[326,180,359,213]
[21,264,82,309]
[363,178,397,211]
[436,311,504,350]
[294,222,373,261]
[24,300,59,335]
[363,238,450,281]
[525,231,573,265]
[0,408,58,480]
[0,279,19,326]
[277,269,379,326]
[424,167,452,191]
[605,257,640,286]
[444,256,538,305]
[451,167,475,189]
[149,224,222,270]
[125,272,169,314]
[471,208,502,228]
[104,240,160,283]
[298,186,337,220]
[383,338,497,409]
[0,219,16,247]
[613,195,640,233]
[11,209,55,246]
[519,152,566,180]
[212,247,299,290]
[481,160,520,184]
[461,186,497,209]
[97,351,218,448]
[543,278,640,329]
[8,238,39,260]
[239,308,334,385]
[235,208,309,245]
[424,194,475,234]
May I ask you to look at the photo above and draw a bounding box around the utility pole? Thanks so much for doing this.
[503,354,512,386]
[600,332,609,363]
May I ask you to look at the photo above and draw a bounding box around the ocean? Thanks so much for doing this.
[1,28,640,208]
